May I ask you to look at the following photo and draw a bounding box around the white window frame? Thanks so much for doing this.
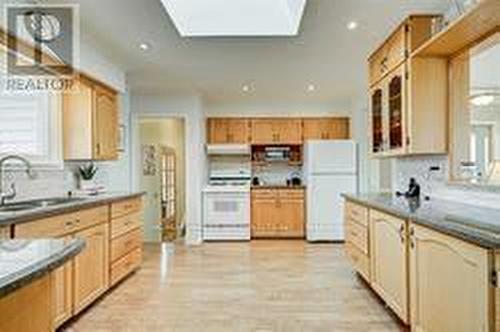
[0,47,63,170]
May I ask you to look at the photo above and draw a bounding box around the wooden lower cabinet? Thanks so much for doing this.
[12,197,143,327]
[52,237,73,328]
[0,274,52,332]
[370,209,409,324]
[73,223,109,314]
[251,189,305,238]
[0,226,9,239]
[409,223,490,332]
[109,198,144,286]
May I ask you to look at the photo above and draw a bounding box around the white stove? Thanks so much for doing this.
[202,168,251,241]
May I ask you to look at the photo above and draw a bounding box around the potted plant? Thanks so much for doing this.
[78,163,98,191]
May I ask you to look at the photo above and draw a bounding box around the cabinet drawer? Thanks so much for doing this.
[277,189,304,199]
[346,219,368,254]
[15,206,108,238]
[111,228,142,262]
[111,197,142,219]
[345,201,369,227]
[345,242,370,281]
[251,190,277,200]
[110,212,142,239]
[73,206,109,232]
[110,248,142,286]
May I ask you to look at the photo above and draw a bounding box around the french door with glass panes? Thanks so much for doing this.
[160,147,176,241]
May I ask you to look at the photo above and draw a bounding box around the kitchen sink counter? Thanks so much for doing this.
[343,193,500,249]
[0,192,145,227]
[0,238,84,298]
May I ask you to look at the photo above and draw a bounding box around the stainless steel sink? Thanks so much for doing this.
[0,197,87,213]
[35,197,87,207]
[0,203,41,212]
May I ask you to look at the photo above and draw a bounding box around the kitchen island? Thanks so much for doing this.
[0,239,84,332]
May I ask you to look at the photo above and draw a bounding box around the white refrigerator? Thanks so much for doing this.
[304,140,358,242]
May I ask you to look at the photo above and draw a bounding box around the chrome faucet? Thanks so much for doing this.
[0,155,36,206]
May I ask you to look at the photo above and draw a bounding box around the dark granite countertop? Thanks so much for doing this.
[343,193,500,249]
[0,192,145,227]
[251,185,306,190]
[0,238,85,298]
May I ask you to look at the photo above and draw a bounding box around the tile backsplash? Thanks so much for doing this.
[393,155,500,209]
[1,157,131,202]
[252,162,302,186]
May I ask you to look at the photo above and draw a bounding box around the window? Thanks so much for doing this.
[0,48,62,168]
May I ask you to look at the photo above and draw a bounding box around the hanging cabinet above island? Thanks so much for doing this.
[368,15,448,158]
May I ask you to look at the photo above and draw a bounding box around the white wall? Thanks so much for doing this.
[205,99,351,117]
[131,94,207,245]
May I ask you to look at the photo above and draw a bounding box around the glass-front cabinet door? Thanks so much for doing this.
[370,86,385,155]
[387,65,406,152]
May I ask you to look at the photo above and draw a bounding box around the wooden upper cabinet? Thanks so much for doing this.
[63,76,119,161]
[303,118,350,140]
[409,223,490,332]
[93,85,118,160]
[251,119,303,145]
[207,118,250,144]
[369,15,439,87]
[368,14,447,158]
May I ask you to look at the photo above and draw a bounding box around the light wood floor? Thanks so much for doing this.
[63,241,404,332]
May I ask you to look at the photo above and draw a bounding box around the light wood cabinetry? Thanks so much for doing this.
[52,236,73,328]
[13,197,143,327]
[251,188,305,238]
[63,76,119,161]
[344,201,370,281]
[409,223,490,332]
[369,209,409,324]
[207,118,251,144]
[303,117,350,140]
[0,274,52,332]
[109,198,143,287]
[369,16,438,87]
[0,226,9,239]
[251,119,303,145]
[368,15,448,157]
[73,223,109,314]
[206,117,352,145]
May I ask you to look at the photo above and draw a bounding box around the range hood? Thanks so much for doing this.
[206,144,251,155]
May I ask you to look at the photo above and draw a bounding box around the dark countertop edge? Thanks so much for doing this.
[251,186,306,190]
[342,194,500,250]
[0,192,146,228]
[0,239,85,299]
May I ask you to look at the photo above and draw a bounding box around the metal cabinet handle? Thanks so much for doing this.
[399,224,405,243]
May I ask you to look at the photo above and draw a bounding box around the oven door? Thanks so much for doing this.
[203,192,250,226]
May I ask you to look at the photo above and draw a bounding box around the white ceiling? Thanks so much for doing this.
[160,0,307,37]
[49,0,450,103]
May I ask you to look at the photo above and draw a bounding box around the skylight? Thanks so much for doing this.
[160,0,307,37]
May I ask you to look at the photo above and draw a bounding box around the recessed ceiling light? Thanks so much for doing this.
[347,21,358,30]
[242,85,250,92]
[139,42,151,51]
[307,84,315,92]
[471,95,495,106]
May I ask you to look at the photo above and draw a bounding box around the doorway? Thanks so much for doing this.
[138,118,186,243]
